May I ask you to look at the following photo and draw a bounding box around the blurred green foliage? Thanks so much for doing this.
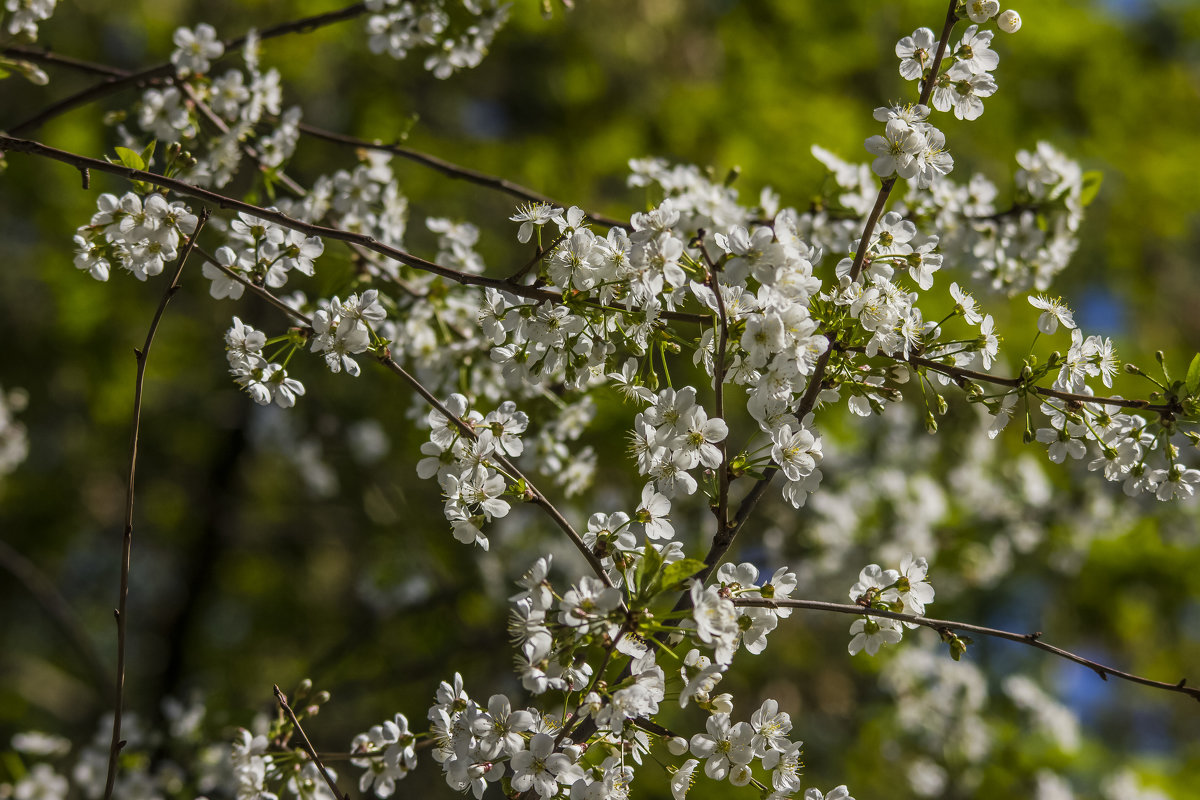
[1,1,1200,798]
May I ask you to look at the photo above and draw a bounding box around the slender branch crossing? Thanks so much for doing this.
[103,209,209,800]
[735,597,1200,703]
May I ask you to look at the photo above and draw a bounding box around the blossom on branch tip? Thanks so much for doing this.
[171,23,224,78]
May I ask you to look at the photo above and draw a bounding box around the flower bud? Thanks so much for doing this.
[997,9,1021,33]
[667,736,689,756]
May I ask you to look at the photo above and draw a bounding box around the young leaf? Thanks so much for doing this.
[1080,170,1104,207]
[662,558,707,590]
[113,146,145,172]
[1186,353,1200,396]
[636,542,664,600]
[140,140,157,171]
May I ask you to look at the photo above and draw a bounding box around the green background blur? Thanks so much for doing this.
[2,0,1199,797]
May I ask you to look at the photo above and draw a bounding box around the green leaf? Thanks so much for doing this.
[140,140,157,171]
[661,558,707,590]
[1080,170,1104,207]
[636,542,664,599]
[113,146,145,172]
[1186,353,1200,395]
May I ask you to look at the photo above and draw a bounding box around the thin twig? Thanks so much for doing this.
[847,0,958,285]
[296,122,629,230]
[1,45,126,77]
[171,253,614,587]
[3,41,631,231]
[103,208,209,800]
[178,83,308,197]
[273,685,350,800]
[506,230,566,285]
[902,352,1176,413]
[374,354,614,587]
[735,597,1200,703]
[6,3,368,135]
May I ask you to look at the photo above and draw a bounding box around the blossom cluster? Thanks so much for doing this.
[142,27,301,188]
[202,211,324,299]
[4,0,57,41]
[416,393,529,549]
[224,316,306,409]
[688,562,797,667]
[864,103,953,188]
[29,4,1200,800]
[72,191,198,282]
[846,554,935,655]
[364,0,513,79]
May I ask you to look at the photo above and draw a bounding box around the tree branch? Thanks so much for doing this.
[184,248,615,588]
[5,3,368,135]
[103,208,209,800]
[374,354,614,587]
[3,38,631,230]
[296,122,629,230]
[273,685,350,800]
[0,136,709,329]
[735,597,1200,703]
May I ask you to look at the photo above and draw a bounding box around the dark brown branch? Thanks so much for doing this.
[103,209,209,800]
[273,685,350,800]
[178,251,615,588]
[0,136,703,326]
[297,122,629,230]
[6,3,368,135]
[374,354,614,587]
[902,353,1175,413]
[2,45,126,77]
[735,597,1200,704]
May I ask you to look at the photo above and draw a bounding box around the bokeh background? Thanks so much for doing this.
[2,0,1200,797]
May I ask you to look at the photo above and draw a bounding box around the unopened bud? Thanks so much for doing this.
[997,9,1021,33]
[667,736,689,756]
